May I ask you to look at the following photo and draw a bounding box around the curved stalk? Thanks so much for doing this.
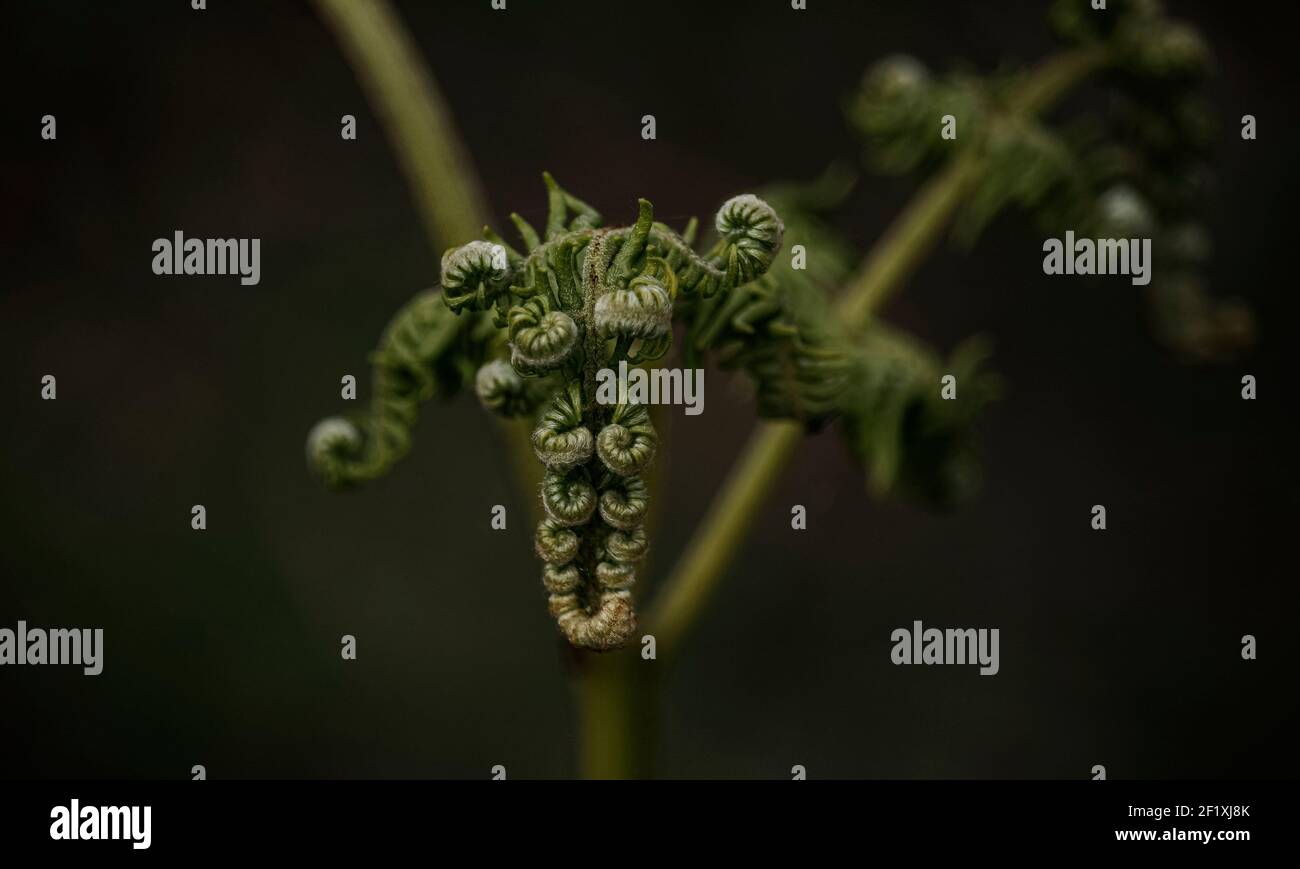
[313,0,490,249]
[647,46,1110,665]
[646,421,803,658]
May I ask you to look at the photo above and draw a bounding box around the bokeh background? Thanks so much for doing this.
[2,0,1296,779]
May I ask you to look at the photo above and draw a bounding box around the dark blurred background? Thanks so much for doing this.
[2,0,1295,779]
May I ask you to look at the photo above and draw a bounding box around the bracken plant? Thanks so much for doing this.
[306,0,1249,664]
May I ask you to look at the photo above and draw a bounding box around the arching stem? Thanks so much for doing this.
[647,46,1111,668]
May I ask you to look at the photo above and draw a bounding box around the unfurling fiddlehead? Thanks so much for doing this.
[595,402,657,477]
[474,358,551,417]
[508,298,580,370]
[684,169,1002,506]
[433,176,781,650]
[440,240,511,314]
[846,0,1252,361]
[684,173,856,426]
[531,381,593,471]
[306,289,498,488]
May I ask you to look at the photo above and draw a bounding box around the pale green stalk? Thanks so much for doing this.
[313,0,489,249]
[647,46,1111,665]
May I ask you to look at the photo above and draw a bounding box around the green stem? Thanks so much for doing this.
[312,0,490,249]
[836,155,981,330]
[645,421,803,659]
[646,45,1110,666]
[1008,45,1109,115]
[838,47,1108,329]
[643,157,975,661]
[574,652,643,779]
